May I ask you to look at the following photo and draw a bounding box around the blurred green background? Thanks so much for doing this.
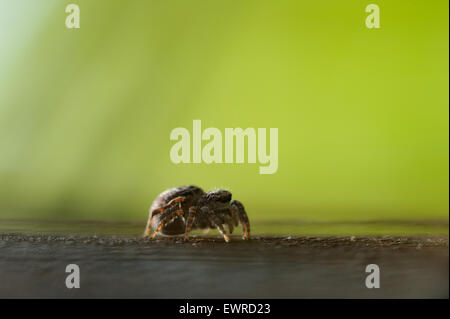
[0,0,448,224]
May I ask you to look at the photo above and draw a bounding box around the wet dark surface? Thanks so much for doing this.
[0,234,448,298]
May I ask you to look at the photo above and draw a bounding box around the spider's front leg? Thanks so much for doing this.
[185,206,231,243]
[214,217,231,243]
[207,207,231,243]
[231,200,251,240]
[144,196,185,238]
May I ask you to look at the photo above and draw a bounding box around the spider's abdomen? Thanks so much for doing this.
[149,185,204,236]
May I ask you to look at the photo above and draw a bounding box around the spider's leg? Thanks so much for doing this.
[210,214,231,243]
[230,206,240,227]
[215,222,231,243]
[144,207,163,237]
[184,207,197,241]
[224,214,234,234]
[231,200,250,240]
[216,207,234,234]
[144,196,185,238]
[144,218,152,238]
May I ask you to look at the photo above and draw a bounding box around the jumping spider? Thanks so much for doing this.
[144,185,250,242]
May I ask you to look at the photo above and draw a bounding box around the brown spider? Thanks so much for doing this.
[144,185,250,242]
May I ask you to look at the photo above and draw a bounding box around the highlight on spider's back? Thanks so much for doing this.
[144,185,250,243]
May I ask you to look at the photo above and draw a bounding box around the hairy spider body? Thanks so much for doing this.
[144,185,250,242]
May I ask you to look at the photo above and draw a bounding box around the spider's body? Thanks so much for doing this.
[144,185,250,242]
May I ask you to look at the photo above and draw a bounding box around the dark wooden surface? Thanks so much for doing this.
[0,234,448,298]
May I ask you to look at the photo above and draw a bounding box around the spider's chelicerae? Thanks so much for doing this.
[144,185,250,242]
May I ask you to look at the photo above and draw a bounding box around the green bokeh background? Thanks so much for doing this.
[0,0,448,223]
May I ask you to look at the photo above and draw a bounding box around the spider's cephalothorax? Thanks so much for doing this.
[143,185,250,242]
